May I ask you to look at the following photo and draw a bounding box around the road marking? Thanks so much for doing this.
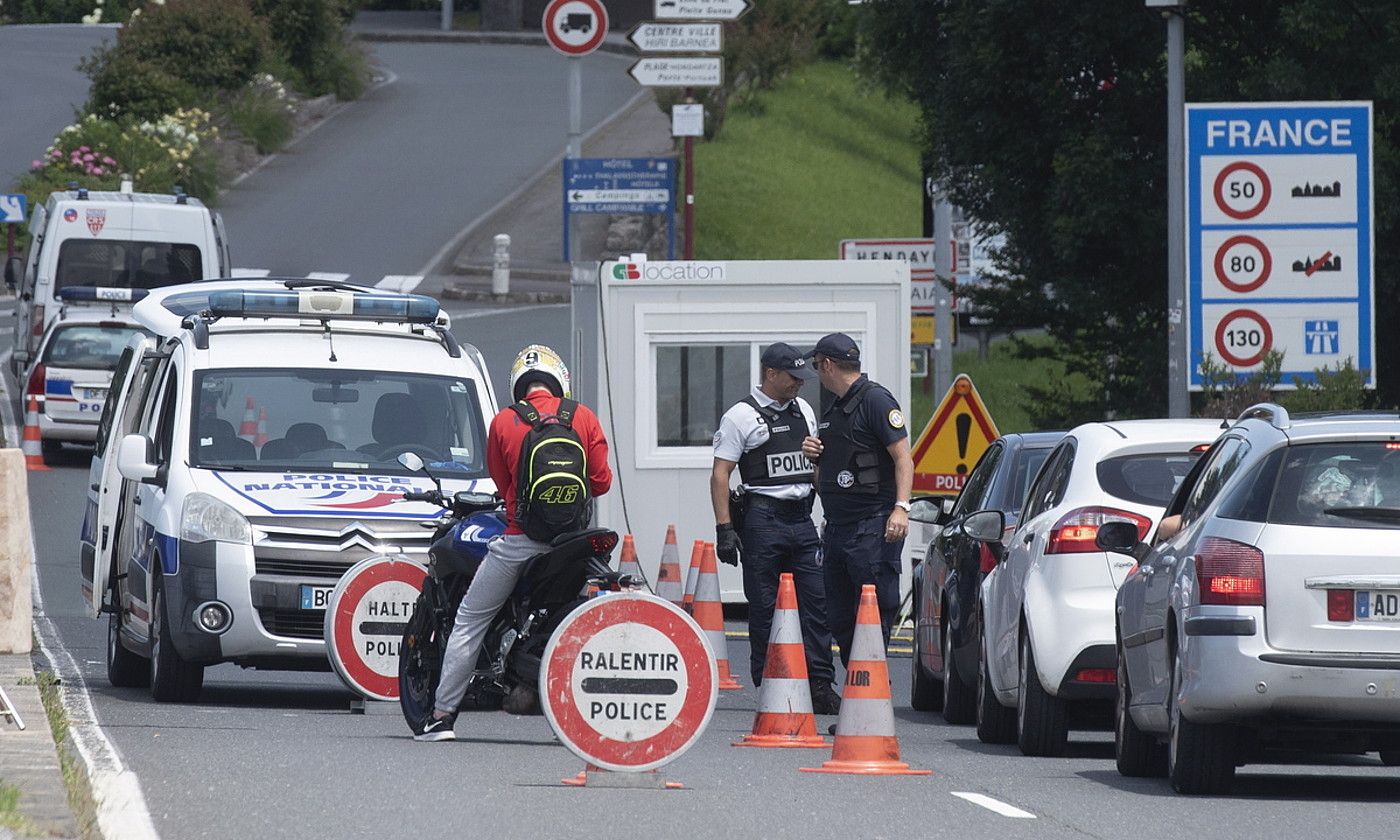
[376,275,424,294]
[442,303,568,320]
[305,271,351,282]
[951,792,1036,819]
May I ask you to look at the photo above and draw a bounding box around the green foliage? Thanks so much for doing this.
[84,48,197,123]
[1281,358,1378,413]
[224,75,295,154]
[0,0,134,23]
[0,780,35,833]
[250,0,364,96]
[1197,351,1283,419]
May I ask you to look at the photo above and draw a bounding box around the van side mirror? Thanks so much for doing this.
[1095,520,1142,556]
[4,256,21,289]
[961,509,1005,543]
[116,434,159,482]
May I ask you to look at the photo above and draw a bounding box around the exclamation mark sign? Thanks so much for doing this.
[955,413,972,475]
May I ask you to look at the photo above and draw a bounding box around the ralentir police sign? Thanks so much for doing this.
[1186,101,1375,389]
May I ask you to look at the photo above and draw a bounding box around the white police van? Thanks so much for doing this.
[80,279,497,701]
[5,182,231,377]
[25,287,152,463]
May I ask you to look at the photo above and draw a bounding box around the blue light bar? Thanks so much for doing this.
[206,290,441,324]
[56,286,149,303]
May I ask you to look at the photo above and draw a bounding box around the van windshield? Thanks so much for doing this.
[190,369,487,477]
[55,240,203,291]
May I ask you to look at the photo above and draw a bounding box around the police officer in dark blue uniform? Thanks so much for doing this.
[801,333,914,664]
[711,343,841,714]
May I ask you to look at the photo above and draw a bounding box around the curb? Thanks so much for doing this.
[440,284,568,304]
[353,29,638,58]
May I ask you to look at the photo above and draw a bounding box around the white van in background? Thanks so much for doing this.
[5,180,231,376]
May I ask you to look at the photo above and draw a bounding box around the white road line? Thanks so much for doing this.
[305,271,351,282]
[444,303,567,320]
[951,792,1037,819]
[230,267,271,278]
[375,275,424,294]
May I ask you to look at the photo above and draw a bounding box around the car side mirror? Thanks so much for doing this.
[961,509,1005,543]
[1095,520,1142,556]
[4,256,21,289]
[116,433,159,482]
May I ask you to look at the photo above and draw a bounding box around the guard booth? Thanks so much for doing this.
[584,260,910,601]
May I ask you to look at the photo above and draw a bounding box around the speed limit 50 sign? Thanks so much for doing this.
[1186,102,1374,390]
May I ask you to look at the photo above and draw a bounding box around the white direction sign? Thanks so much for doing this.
[569,189,671,204]
[629,57,722,88]
[654,0,751,21]
[629,22,722,53]
[840,238,936,276]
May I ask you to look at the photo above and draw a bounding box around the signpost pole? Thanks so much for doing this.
[683,88,695,260]
[932,190,954,398]
[1164,4,1188,418]
[568,56,583,160]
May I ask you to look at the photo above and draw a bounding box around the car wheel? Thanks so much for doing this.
[1016,631,1068,757]
[150,577,204,703]
[107,606,150,688]
[1167,649,1236,794]
[976,628,1016,744]
[909,584,943,712]
[1380,750,1400,767]
[1114,645,1165,777]
[942,617,975,724]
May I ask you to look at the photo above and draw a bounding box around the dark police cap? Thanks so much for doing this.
[760,342,817,380]
[805,332,860,362]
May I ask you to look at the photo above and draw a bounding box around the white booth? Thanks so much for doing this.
[583,259,911,601]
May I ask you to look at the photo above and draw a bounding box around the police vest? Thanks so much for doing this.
[817,378,895,497]
[736,396,814,487]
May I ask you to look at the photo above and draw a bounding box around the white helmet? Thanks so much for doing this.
[509,344,571,402]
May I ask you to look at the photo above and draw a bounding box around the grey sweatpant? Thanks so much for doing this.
[433,532,552,715]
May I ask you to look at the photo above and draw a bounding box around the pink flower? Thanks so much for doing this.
[82,153,95,162]
[78,145,90,153]
[91,166,105,175]
[31,159,43,170]
[102,156,116,165]
[49,149,62,158]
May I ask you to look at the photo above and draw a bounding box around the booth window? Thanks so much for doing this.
[656,344,750,447]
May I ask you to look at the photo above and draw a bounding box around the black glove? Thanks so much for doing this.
[715,523,742,566]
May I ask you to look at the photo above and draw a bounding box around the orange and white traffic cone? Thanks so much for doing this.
[21,395,50,472]
[693,543,742,690]
[655,525,684,605]
[238,396,257,442]
[734,573,829,748]
[802,585,930,775]
[254,407,269,449]
[616,534,650,591]
[681,540,703,614]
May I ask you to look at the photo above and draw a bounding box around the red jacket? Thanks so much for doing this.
[487,390,612,536]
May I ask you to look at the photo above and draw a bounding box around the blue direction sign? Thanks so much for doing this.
[1186,102,1374,389]
[0,194,28,224]
[563,157,676,260]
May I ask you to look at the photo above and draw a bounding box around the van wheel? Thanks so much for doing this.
[1115,646,1165,777]
[942,619,975,724]
[1167,651,1236,794]
[107,608,149,688]
[975,630,1016,744]
[1017,632,1068,757]
[150,577,204,703]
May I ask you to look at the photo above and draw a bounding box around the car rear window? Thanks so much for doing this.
[1096,453,1200,506]
[1267,442,1400,529]
[43,323,150,370]
[1000,446,1052,516]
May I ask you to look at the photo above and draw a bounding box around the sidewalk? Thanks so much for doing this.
[0,653,79,840]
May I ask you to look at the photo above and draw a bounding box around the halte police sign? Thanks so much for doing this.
[1186,101,1375,389]
[541,592,717,773]
[324,556,429,701]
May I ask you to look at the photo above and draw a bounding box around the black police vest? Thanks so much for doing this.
[736,397,814,487]
[818,378,895,497]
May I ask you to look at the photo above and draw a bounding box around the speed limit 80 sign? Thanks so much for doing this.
[1186,101,1375,389]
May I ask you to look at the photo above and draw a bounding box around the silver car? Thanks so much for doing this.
[1105,404,1400,795]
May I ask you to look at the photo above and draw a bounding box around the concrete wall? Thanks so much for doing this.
[0,450,33,653]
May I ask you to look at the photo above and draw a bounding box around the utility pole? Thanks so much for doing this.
[931,187,954,398]
[683,88,695,259]
[1151,0,1189,417]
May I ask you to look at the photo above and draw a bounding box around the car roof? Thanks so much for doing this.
[131,278,411,335]
[1068,418,1224,443]
[1002,431,1065,447]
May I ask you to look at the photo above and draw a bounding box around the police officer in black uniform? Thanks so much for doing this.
[711,343,841,714]
[801,333,914,664]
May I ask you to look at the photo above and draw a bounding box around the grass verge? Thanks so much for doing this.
[35,669,98,840]
[0,780,37,835]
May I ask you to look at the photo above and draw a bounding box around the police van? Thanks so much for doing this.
[25,287,153,463]
[5,181,231,377]
[80,280,497,702]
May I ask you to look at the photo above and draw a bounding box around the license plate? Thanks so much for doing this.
[299,585,334,610]
[1355,590,1400,621]
[78,387,106,401]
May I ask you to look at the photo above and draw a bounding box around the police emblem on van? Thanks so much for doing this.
[85,209,106,235]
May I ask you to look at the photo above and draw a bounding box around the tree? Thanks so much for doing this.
[859,1,1400,423]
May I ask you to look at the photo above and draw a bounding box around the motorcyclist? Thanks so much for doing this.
[413,345,613,741]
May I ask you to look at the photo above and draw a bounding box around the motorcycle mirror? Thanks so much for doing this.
[397,452,425,473]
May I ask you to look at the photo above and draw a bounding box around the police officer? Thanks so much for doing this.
[801,333,914,665]
[711,342,841,714]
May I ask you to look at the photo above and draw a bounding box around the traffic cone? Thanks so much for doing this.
[802,585,930,775]
[734,573,829,748]
[616,534,651,592]
[238,396,257,441]
[655,525,684,605]
[254,406,270,449]
[692,543,742,690]
[21,395,50,472]
[681,540,703,614]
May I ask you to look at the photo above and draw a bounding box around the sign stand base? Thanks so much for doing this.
[349,698,400,716]
[561,763,683,789]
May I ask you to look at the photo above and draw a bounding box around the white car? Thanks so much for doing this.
[974,419,1220,755]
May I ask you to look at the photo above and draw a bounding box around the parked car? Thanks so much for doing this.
[1105,404,1400,794]
[910,432,1063,722]
[971,418,1219,755]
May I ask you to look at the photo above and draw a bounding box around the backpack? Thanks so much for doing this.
[510,399,592,541]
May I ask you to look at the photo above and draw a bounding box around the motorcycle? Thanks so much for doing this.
[392,454,629,728]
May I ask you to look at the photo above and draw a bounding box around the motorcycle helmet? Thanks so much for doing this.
[509,344,571,402]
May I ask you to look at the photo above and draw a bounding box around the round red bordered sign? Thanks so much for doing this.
[541,593,717,773]
[1213,234,1272,293]
[1212,161,1272,220]
[323,556,429,701]
[1213,308,1274,367]
[542,0,609,57]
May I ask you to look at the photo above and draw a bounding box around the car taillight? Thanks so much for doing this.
[1046,506,1151,555]
[1074,668,1116,683]
[978,542,998,574]
[1327,589,1355,622]
[1195,537,1265,606]
[589,532,619,556]
[25,363,45,405]
[31,305,45,337]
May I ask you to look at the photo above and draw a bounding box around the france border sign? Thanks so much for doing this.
[323,555,428,701]
[1186,101,1375,389]
[541,592,717,773]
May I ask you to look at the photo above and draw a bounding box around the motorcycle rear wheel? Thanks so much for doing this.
[399,592,445,731]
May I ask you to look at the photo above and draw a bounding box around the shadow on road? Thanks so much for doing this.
[943,736,1115,761]
[1079,768,1400,802]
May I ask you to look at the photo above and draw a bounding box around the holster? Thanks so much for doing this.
[729,489,749,532]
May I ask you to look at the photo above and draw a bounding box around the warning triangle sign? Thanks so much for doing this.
[911,374,999,494]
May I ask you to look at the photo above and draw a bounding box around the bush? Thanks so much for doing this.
[251,0,365,97]
[0,0,133,23]
[84,48,197,123]
[1281,358,1379,413]
[224,75,294,154]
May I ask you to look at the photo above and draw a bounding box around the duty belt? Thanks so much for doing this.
[745,494,811,517]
